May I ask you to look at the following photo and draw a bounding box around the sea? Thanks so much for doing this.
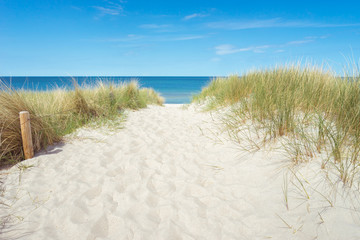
[0,76,215,104]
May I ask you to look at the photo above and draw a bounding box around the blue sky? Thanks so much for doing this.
[0,0,359,76]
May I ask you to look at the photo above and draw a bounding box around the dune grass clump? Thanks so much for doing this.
[193,64,360,186]
[0,80,163,166]
[0,88,59,166]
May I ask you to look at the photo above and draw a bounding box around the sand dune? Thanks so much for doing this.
[1,104,359,239]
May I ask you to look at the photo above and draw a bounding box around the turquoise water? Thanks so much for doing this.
[0,76,214,104]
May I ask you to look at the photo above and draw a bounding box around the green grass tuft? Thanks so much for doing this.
[193,64,360,186]
[0,80,163,166]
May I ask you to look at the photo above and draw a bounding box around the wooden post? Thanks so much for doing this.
[19,111,34,159]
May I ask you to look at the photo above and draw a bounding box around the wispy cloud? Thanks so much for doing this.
[215,35,325,55]
[71,6,82,11]
[88,34,204,43]
[215,44,269,55]
[286,35,329,45]
[207,18,360,30]
[139,24,172,29]
[183,13,208,21]
[93,0,123,16]
[286,39,314,45]
[209,18,281,30]
[93,6,121,15]
[89,34,144,42]
[152,34,205,42]
[305,35,330,40]
[274,49,285,53]
[171,35,204,41]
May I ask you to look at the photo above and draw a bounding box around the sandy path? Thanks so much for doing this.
[1,105,359,239]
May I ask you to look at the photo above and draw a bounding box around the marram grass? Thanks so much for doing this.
[0,80,164,166]
[193,64,360,186]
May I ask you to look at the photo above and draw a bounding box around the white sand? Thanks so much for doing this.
[1,104,359,239]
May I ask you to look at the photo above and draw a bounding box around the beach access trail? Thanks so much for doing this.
[1,105,358,239]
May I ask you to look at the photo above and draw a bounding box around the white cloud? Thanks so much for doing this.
[305,35,330,40]
[183,13,208,21]
[286,39,314,45]
[215,35,328,55]
[215,44,269,55]
[274,49,285,53]
[215,44,239,55]
[207,18,360,30]
[71,6,82,11]
[88,34,204,43]
[171,35,204,41]
[93,0,123,16]
[286,36,330,45]
[208,18,282,30]
[90,34,144,42]
[93,6,121,15]
[139,24,171,29]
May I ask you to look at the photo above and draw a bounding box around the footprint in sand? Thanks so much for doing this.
[74,197,90,214]
[146,192,159,208]
[83,185,102,200]
[115,180,126,193]
[106,169,118,177]
[148,176,176,196]
[88,214,109,239]
[71,207,88,224]
[101,152,115,167]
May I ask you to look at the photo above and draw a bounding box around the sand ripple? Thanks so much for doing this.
[1,104,359,239]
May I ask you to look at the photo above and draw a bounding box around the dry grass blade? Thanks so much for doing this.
[0,80,163,166]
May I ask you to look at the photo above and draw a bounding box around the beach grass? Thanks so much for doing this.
[193,64,360,186]
[0,80,164,166]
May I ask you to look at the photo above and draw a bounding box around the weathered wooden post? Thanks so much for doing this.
[19,111,34,159]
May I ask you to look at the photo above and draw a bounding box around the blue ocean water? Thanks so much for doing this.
[0,76,214,104]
